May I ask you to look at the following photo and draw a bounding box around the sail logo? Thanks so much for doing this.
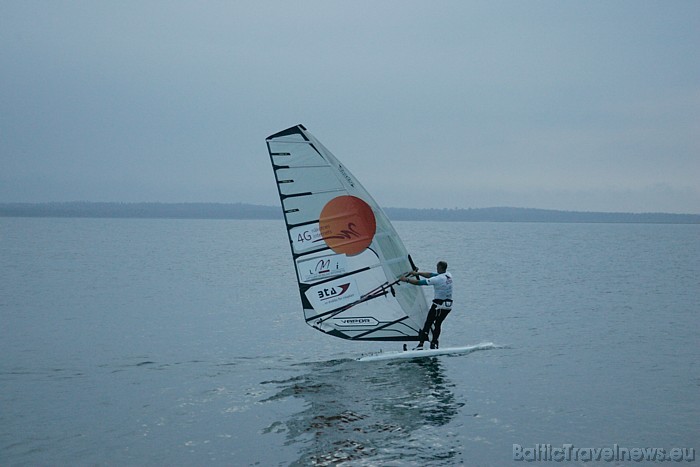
[297,254,347,283]
[307,277,360,312]
[337,164,355,187]
[289,223,323,254]
[316,259,332,274]
[333,317,378,327]
[317,195,376,256]
[317,283,351,301]
[315,222,361,243]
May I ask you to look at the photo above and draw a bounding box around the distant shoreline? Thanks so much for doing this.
[0,202,698,224]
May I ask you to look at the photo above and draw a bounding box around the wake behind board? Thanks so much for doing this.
[358,342,496,362]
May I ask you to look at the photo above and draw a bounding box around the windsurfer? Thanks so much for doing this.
[400,261,453,349]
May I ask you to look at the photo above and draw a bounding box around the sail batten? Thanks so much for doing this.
[266,124,429,341]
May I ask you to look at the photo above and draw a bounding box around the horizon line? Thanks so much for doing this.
[0,200,698,216]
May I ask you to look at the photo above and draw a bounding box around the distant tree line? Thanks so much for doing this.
[0,202,282,220]
[383,206,700,224]
[0,202,698,224]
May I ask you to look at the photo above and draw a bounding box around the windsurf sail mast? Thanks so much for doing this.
[265,124,429,341]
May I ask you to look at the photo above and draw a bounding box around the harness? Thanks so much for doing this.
[433,298,453,312]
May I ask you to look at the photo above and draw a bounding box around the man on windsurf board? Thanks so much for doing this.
[400,261,453,350]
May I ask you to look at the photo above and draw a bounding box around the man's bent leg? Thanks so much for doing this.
[430,309,451,349]
[418,305,438,347]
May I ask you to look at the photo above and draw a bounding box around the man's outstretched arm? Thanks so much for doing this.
[399,275,428,286]
[409,270,436,279]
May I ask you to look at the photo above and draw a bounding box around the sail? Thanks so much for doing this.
[265,124,429,341]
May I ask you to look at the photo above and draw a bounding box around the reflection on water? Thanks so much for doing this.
[261,357,465,466]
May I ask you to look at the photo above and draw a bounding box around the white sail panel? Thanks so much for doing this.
[276,167,341,196]
[282,191,340,226]
[266,124,429,341]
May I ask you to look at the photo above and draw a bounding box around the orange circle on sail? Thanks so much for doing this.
[319,196,376,256]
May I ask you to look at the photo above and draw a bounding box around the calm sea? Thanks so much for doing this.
[1,218,698,466]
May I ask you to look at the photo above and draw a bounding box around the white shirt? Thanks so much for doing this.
[425,272,453,301]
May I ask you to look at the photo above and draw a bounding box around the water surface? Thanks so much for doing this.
[1,218,698,465]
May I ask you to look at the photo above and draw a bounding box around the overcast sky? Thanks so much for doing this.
[1,1,698,213]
